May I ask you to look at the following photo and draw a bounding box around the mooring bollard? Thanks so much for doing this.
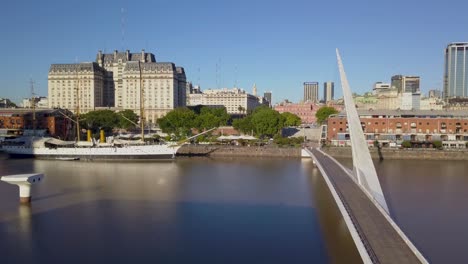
[0,173,44,204]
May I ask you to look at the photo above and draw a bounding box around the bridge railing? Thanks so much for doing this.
[329,173,380,264]
[309,148,380,264]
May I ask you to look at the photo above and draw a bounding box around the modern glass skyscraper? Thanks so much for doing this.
[444,43,468,98]
[303,82,319,103]
[323,82,334,102]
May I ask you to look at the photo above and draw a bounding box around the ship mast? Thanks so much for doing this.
[75,64,80,142]
[30,79,36,136]
[139,60,145,141]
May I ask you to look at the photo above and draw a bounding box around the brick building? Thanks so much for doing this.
[275,102,343,125]
[326,109,468,148]
[0,109,73,139]
[274,102,319,124]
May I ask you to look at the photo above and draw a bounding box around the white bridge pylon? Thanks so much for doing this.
[336,49,389,214]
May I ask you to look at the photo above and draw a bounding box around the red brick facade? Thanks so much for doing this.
[275,102,343,125]
[327,112,468,142]
[0,109,73,139]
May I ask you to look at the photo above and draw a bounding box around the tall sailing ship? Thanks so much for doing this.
[3,62,181,160]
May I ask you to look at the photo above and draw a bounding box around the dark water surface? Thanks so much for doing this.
[0,156,360,264]
[0,155,466,263]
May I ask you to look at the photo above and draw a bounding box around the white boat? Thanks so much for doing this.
[3,137,181,160]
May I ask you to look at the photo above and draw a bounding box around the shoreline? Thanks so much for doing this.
[320,146,468,161]
[177,144,468,161]
[176,144,300,158]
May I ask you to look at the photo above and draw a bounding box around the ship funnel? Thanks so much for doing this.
[1,173,44,204]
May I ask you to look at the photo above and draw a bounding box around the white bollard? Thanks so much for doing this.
[1,173,44,204]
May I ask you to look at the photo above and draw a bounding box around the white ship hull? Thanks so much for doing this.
[3,138,181,160]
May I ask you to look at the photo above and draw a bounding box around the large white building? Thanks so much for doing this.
[48,50,187,123]
[187,87,263,114]
[48,62,105,113]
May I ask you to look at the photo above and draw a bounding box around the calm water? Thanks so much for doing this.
[0,155,359,264]
[0,154,466,263]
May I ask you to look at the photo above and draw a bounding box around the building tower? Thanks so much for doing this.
[263,91,272,107]
[323,81,334,103]
[391,75,403,93]
[304,82,319,103]
[444,42,468,99]
[252,83,257,96]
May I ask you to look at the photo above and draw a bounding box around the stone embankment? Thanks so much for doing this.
[177,144,300,158]
[177,145,468,160]
[322,146,468,161]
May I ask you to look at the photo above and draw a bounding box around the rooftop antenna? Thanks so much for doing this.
[121,8,126,51]
[197,67,200,87]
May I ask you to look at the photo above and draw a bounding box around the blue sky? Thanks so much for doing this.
[1,0,467,104]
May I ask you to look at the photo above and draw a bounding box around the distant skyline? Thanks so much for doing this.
[1,0,467,104]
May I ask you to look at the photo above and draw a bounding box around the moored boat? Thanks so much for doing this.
[3,137,181,160]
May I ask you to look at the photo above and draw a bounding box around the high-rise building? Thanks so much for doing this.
[49,49,187,122]
[391,75,403,93]
[323,82,334,102]
[391,75,420,93]
[444,42,468,99]
[264,91,272,107]
[428,89,442,98]
[403,76,420,93]
[304,82,319,103]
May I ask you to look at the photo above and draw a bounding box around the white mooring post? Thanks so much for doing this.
[1,173,44,204]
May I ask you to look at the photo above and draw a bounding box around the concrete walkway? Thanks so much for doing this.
[310,148,422,264]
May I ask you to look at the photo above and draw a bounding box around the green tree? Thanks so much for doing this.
[80,110,119,134]
[117,109,139,129]
[401,140,412,148]
[195,107,230,130]
[251,106,283,137]
[432,140,442,149]
[232,116,254,134]
[281,112,302,127]
[157,107,197,139]
[315,106,339,124]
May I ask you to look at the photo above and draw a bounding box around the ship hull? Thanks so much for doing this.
[4,144,180,161]
[8,153,175,160]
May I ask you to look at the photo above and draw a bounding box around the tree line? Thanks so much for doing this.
[74,105,337,141]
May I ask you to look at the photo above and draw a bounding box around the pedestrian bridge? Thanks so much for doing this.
[303,147,427,264]
[306,50,428,263]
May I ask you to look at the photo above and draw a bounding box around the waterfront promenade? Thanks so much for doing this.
[309,148,423,264]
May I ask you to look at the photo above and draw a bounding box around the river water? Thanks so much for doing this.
[0,154,466,263]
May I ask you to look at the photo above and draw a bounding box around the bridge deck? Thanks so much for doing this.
[311,148,421,264]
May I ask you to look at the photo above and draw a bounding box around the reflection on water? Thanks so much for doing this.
[0,157,359,263]
[1,156,465,263]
